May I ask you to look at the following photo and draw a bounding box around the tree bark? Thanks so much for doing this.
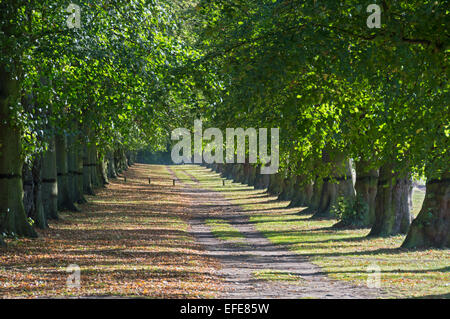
[83,142,95,195]
[69,136,86,203]
[241,163,250,184]
[22,157,47,229]
[369,164,413,236]
[402,172,449,248]
[98,155,109,185]
[55,134,78,211]
[254,165,270,189]
[41,136,59,220]
[247,165,257,186]
[335,160,378,227]
[232,163,242,181]
[351,160,378,227]
[278,176,295,200]
[22,162,35,223]
[0,66,37,237]
[31,155,47,228]
[107,150,117,179]
[267,172,283,195]
[313,151,355,218]
[90,143,102,188]
[289,175,313,207]
[115,148,128,174]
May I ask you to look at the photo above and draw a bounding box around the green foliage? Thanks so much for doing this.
[185,0,448,180]
[27,217,35,227]
[1,0,203,161]
[331,196,368,227]
[1,0,448,201]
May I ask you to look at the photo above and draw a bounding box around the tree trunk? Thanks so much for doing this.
[31,155,47,228]
[232,163,242,181]
[289,175,313,207]
[402,172,449,248]
[268,173,283,195]
[90,143,102,188]
[98,155,109,185]
[22,163,35,223]
[22,157,46,229]
[67,136,77,203]
[278,176,295,200]
[369,164,413,236]
[237,164,247,183]
[83,142,95,195]
[115,148,128,174]
[336,160,378,227]
[241,163,250,184]
[247,165,257,186]
[67,135,86,205]
[309,176,323,212]
[254,165,270,189]
[313,152,355,218]
[41,136,59,220]
[107,150,117,179]
[126,150,136,166]
[68,136,86,204]
[56,134,78,211]
[0,67,37,237]
[351,160,378,227]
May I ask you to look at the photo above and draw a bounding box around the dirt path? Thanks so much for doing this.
[167,165,388,299]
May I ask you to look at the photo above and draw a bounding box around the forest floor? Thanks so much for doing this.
[0,164,222,298]
[0,164,448,298]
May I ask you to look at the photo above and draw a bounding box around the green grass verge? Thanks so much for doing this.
[205,219,246,243]
[253,269,304,283]
[185,165,450,299]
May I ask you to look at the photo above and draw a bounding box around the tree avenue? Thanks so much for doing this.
[0,0,448,253]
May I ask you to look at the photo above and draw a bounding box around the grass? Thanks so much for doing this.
[253,270,304,283]
[0,164,222,298]
[205,219,246,244]
[186,164,450,299]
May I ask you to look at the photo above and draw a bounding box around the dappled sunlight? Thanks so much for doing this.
[0,164,221,298]
[184,164,450,298]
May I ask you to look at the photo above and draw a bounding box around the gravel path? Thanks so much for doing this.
[167,166,388,299]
